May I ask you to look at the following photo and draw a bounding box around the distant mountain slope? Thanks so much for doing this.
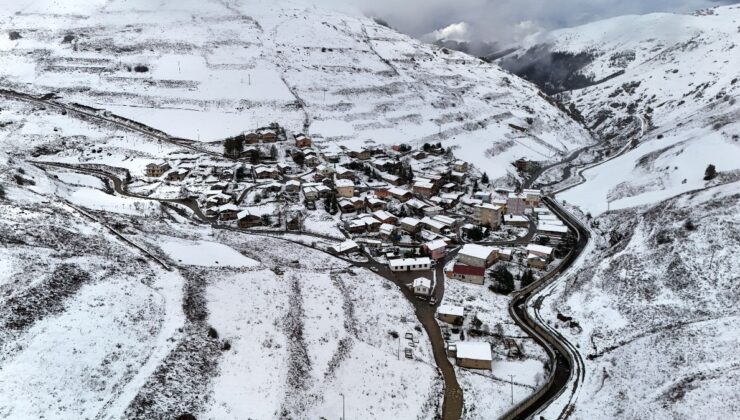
[505,6,740,213]
[0,0,591,181]
[510,6,740,419]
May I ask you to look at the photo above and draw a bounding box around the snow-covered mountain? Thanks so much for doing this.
[504,5,740,214]
[0,0,591,182]
[501,6,740,419]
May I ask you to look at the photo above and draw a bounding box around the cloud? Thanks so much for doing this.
[334,0,739,46]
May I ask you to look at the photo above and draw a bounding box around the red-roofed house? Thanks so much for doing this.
[448,264,485,285]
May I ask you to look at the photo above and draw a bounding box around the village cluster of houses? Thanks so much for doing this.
[140,125,574,373]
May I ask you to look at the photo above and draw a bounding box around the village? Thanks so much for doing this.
[137,122,575,373]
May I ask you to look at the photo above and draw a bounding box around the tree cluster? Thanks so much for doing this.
[223,134,246,157]
[489,265,514,294]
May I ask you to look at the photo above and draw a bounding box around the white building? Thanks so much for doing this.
[457,244,497,267]
[389,257,432,272]
[413,277,433,296]
[454,341,492,370]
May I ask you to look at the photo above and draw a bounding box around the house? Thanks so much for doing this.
[420,216,448,234]
[335,167,356,181]
[413,180,435,197]
[441,182,457,193]
[145,162,171,177]
[257,127,278,142]
[380,172,402,186]
[450,171,466,183]
[473,191,491,203]
[504,214,529,228]
[372,210,398,225]
[452,160,468,173]
[304,154,320,167]
[218,204,240,221]
[422,239,447,260]
[432,214,457,229]
[237,210,262,228]
[537,223,568,237]
[166,168,189,181]
[455,342,492,370]
[360,215,381,232]
[338,199,356,213]
[348,148,371,160]
[507,192,526,215]
[457,244,497,267]
[349,196,365,211]
[523,189,542,208]
[330,240,359,254]
[316,164,334,178]
[347,219,367,233]
[422,205,443,216]
[294,133,312,148]
[388,257,431,272]
[366,197,387,211]
[374,187,391,199]
[413,277,433,296]
[526,244,554,260]
[474,203,502,229]
[437,304,464,324]
[302,186,319,201]
[527,254,548,269]
[406,198,429,216]
[400,217,422,233]
[449,264,485,285]
[379,223,396,239]
[253,165,280,179]
[285,180,301,193]
[244,132,259,144]
[389,187,412,202]
[335,179,355,197]
[497,248,513,261]
[514,158,529,171]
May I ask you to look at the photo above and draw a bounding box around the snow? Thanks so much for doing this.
[455,341,492,361]
[158,238,260,267]
[458,244,495,260]
[437,304,464,317]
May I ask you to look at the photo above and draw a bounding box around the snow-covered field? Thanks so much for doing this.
[0,0,592,184]
[0,153,441,418]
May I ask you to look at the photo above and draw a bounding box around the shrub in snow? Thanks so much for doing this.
[134,65,149,72]
[704,164,717,180]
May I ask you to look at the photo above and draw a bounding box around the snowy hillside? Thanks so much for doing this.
[541,182,740,420]
[504,5,740,214]
[504,6,740,418]
[0,0,591,182]
[0,145,441,419]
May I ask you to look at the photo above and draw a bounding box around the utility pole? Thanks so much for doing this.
[397,336,400,360]
[510,374,514,404]
[340,393,345,420]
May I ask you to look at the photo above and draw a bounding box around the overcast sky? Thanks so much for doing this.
[341,0,738,46]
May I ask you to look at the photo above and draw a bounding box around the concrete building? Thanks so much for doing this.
[145,162,171,177]
[448,264,485,285]
[413,277,433,296]
[422,239,447,260]
[335,179,355,197]
[388,257,431,272]
[457,244,497,268]
[454,342,492,370]
[437,304,464,324]
[474,203,502,229]
[506,192,526,215]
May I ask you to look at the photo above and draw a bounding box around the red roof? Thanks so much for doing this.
[453,264,485,276]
